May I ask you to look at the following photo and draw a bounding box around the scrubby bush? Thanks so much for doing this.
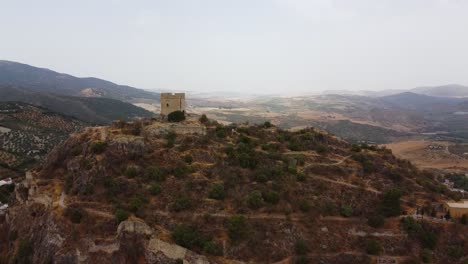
[171,225,203,249]
[263,190,280,204]
[366,239,381,255]
[367,215,385,228]
[299,200,311,212]
[199,114,208,123]
[209,184,226,200]
[91,141,107,154]
[203,241,223,256]
[125,166,138,178]
[215,126,227,138]
[145,166,166,182]
[65,206,85,224]
[263,121,272,128]
[184,154,193,164]
[15,240,33,264]
[165,131,177,148]
[115,209,129,223]
[247,191,264,209]
[340,204,353,217]
[295,240,309,255]
[149,184,161,195]
[168,110,185,122]
[296,173,306,182]
[420,249,432,263]
[461,214,467,225]
[171,197,192,212]
[227,215,248,240]
[129,196,145,212]
[380,188,401,217]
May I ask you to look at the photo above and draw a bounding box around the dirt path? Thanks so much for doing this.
[310,175,381,194]
[304,155,351,168]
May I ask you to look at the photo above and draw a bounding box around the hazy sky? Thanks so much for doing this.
[1,0,468,94]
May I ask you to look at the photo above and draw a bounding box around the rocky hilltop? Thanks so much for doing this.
[1,116,467,263]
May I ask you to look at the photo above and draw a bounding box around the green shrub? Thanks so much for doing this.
[461,214,467,225]
[366,239,381,255]
[91,141,107,154]
[263,121,272,128]
[447,245,464,259]
[145,166,166,182]
[65,206,84,224]
[184,154,193,164]
[149,184,162,195]
[115,209,129,223]
[209,184,226,200]
[171,197,192,212]
[351,144,362,152]
[367,215,385,228]
[125,166,138,178]
[380,188,401,217]
[15,240,33,263]
[420,230,438,250]
[295,240,309,255]
[316,144,328,154]
[203,241,223,256]
[171,225,202,249]
[299,200,311,212]
[215,126,227,138]
[227,215,248,240]
[199,114,209,123]
[168,110,186,122]
[295,256,309,264]
[129,196,145,212]
[263,190,280,204]
[247,191,264,209]
[165,131,177,147]
[296,173,306,182]
[420,249,432,263]
[401,217,422,233]
[340,204,353,217]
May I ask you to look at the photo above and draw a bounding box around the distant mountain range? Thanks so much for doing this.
[0,60,159,101]
[323,84,468,98]
[0,61,156,124]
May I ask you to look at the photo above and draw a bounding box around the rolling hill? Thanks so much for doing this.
[411,84,468,98]
[0,85,154,124]
[0,60,159,102]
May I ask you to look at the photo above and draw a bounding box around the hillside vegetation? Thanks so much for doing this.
[2,117,466,263]
[0,102,87,171]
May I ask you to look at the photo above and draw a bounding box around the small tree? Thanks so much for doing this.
[91,141,107,154]
[461,214,467,225]
[247,191,264,209]
[380,188,401,217]
[209,184,226,200]
[367,215,385,228]
[168,110,185,122]
[227,215,248,240]
[199,114,208,123]
[115,209,129,223]
[366,239,381,255]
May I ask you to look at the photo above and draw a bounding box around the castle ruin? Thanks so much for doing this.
[160,93,186,117]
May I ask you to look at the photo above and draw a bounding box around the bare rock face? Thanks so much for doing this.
[108,136,147,158]
[118,220,211,264]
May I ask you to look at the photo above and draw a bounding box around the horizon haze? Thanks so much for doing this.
[1,0,468,94]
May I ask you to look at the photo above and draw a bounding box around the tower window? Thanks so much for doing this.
[166,103,169,107]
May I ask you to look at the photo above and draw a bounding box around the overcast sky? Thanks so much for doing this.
[1,0,468,94]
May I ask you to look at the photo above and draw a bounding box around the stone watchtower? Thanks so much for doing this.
[160,93,186,117]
